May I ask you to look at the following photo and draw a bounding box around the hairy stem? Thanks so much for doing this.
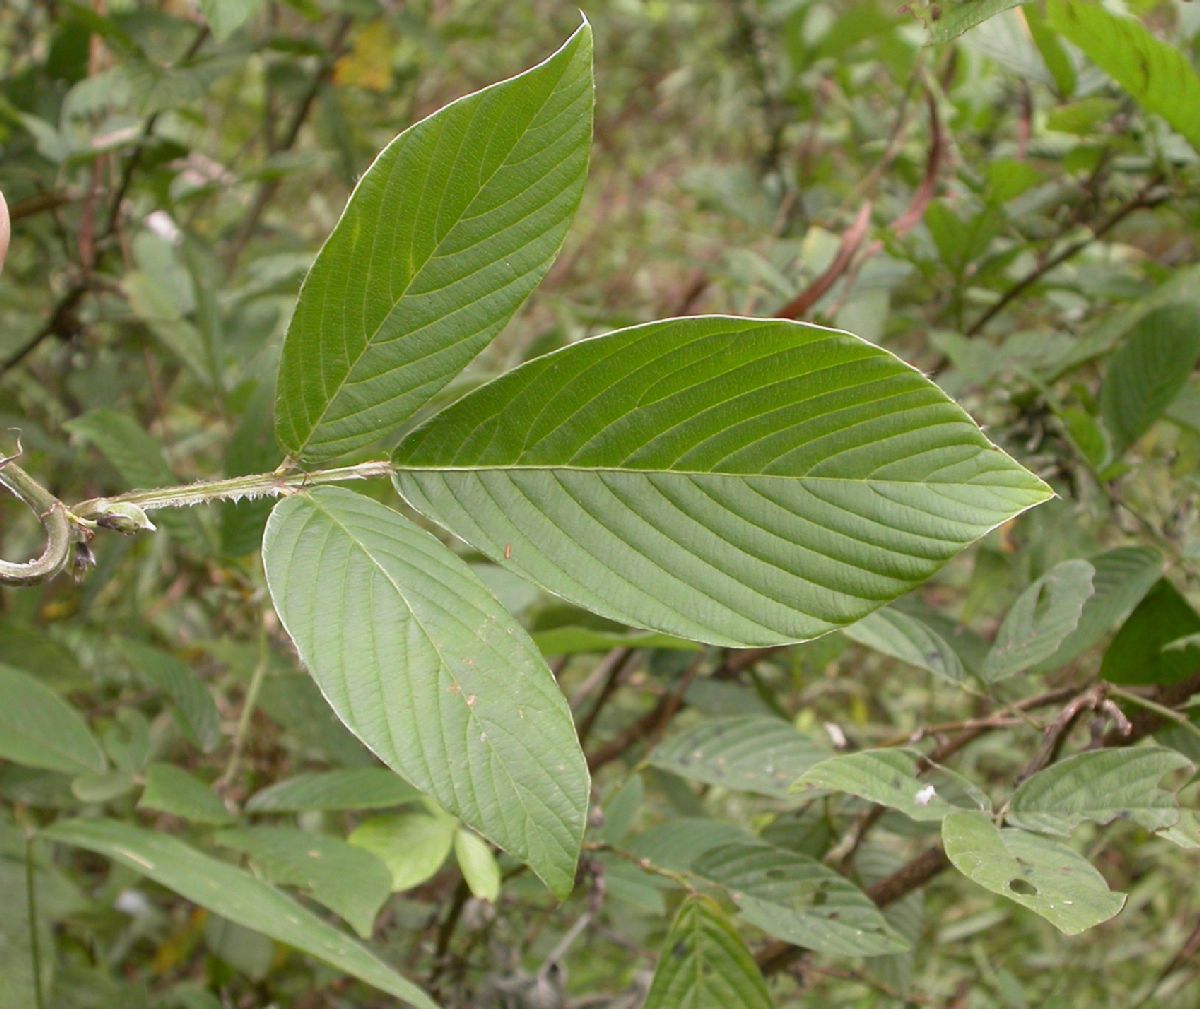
[73,460,395,516]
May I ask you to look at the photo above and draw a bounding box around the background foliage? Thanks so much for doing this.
[2,1,1199,1007]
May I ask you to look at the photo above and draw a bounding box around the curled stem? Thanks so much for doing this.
[0,458,71,587]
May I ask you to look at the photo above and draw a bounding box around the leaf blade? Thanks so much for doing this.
[694,841,909,957]
[0,664,107,776]
[275,23,593,461]
[644,896,774,1009]
[394,316,1052,647]
[1047,0,1200,153]
[982,560,1094,681]
[794,749,990,822]
[261,487,588,897]
[942,811,1125,934]
[215,825,393,938]
[649,716,828,799]
[246,768,422,813]
[43,818,437,1008]
[1007,747,1192,836]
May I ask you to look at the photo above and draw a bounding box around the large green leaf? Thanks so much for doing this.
[649,716,828,799]
[261,487,588,897]
[1007,747,1193,836]
[942,811,1124,934]
[1047,0,1200,153]
[274,24,593,461]
[644,896,774,1009]
[394,317,1052,647]
[982,560,1094,681]
[43,819,436,1009]
[216,826,393,938]
[794,749,989,822]
[694,841,909,956]
[1100,306,1200,457]
[1030,547,1161,673]
[0,664,107,775]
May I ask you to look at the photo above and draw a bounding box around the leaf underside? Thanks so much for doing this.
[395,316,1053,647]
[942,811,1125,934]
[262,487,588,898]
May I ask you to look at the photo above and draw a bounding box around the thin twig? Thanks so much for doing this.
[217,625,269,790]
[776,201,872,320]
[966,177,1168,336]
[574,648,635,746]
[587,656,703,773]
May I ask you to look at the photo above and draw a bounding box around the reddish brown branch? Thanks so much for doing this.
[586,657,702,773]
[775,201,872,320]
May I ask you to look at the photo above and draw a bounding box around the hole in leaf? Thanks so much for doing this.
[1008,877,1038,896]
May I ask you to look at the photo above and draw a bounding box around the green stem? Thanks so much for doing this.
[219,624,270,790]
[25,832,45,1009]
[0,460,71,586]
[73,460,395,516]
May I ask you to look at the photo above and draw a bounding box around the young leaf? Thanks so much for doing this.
[43,818,437,1009]
[843,607,966,684]
[262,487,588,898]
[246,768,422,813]
[1100,305,1200,457]
[0,664,107,775]
[139,763,235,825]
[1007,747,1193,836]
[1101,578,1200,686]
[216,826,393,938]
[644,896,774,1009]
[694,841,909,956]
[1047,0,1200,153]
[349,812,455,892]
[794,749,990,822]
[649,716,828,799]
[982,560,1094,681]
[454,829,501,902]
[394,317,1052,647]
[942,811,1124,934]
[275,23,593,461]
[120,640,222,752]
[1030,547,1161,673]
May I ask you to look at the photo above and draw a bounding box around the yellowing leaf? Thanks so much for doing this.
[334,22,393,92]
